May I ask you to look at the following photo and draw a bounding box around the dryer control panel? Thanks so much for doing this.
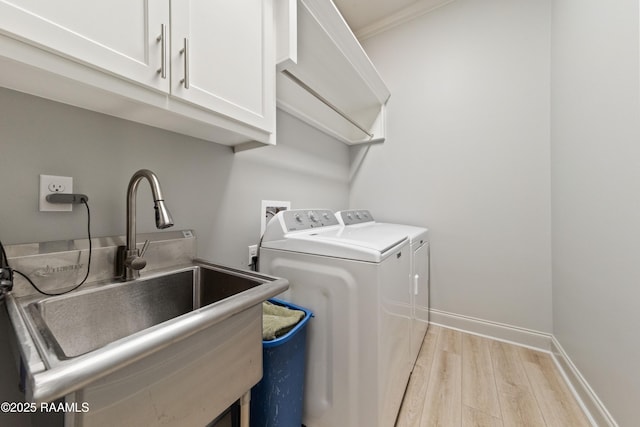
[337,209,374,226]
[282,209,339,231]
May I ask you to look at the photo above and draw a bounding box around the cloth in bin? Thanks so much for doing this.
[262,301,305,340]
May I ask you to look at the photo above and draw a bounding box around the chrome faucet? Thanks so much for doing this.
[117,169,174,281]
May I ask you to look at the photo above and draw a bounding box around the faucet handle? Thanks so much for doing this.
[119,240,150,275]
[139,240,150,258]
[129,256,147,271]
[129,240,150,271]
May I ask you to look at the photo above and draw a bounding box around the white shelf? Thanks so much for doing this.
[276,0,390,145]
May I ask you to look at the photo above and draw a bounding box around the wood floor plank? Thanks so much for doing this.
[397,363,430,427]
[397,326,441,427]
[518,348,591,427]
[490,340,530,388]
[419,351,462,427]
[398,328,591,427]
[419,330,462,427]
[490,341,547,427]
[462,334,501,418]
[415,325,441,369]
[462,405,503,427]
[437,327,462,355]
[494,384,547,427]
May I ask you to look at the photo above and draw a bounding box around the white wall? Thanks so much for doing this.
[0,87,349,424]
[352,0,553,332]
[551,0,640,425]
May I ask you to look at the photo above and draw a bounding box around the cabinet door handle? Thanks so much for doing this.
[180,38,190,89]
[156,24,167,79]
[414,274,419,296]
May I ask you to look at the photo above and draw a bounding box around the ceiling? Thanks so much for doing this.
[333,0,452,35]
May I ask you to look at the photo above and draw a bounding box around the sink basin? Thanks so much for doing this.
[27,266,262,360]
[7,259,289,425]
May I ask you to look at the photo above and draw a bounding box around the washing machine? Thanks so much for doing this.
[336,210,430,366]
[259,209,412,427]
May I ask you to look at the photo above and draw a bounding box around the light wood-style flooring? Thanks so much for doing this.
[396,325,591,427]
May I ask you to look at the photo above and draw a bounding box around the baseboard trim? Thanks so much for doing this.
[429,308,552,351]
[550,337,618,427]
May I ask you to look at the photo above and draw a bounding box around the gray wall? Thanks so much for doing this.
[551,0,640,425]
[0,87,349,424]
[0,87,349,262]
[351,0,553,332]
[351,0,640,423]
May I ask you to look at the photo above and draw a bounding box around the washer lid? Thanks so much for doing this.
[366,223,429,244]
[310,225,407,252]
[262,226,408,262]
[336,210,429,243]
[260,209,409,262]
[262,233,409,263]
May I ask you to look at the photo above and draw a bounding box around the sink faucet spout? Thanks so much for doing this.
[120,169,174,280]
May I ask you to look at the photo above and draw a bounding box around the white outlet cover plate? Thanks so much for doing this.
[40,175,73,211]
[260,200,290,236]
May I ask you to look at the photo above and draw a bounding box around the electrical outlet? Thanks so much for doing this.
[40,175,73,212]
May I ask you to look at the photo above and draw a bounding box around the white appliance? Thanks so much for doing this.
[336,210,430,366]
[259,209,412,427]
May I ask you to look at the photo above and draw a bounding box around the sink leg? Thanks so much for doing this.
[240,390,250,427]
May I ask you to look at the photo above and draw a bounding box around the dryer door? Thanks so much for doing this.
[412,242,430,359]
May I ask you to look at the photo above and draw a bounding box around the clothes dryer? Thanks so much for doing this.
[336,210,430,366]
[259,209,412,427]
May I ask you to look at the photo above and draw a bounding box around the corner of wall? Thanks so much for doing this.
[550,336,619,427]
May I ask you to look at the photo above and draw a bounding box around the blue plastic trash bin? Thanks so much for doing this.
[250,299,312,427]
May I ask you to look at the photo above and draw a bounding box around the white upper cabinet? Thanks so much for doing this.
[276,0,390,145]
[0,0,170,92]
[171,0,274,133]
[0,0,275,150]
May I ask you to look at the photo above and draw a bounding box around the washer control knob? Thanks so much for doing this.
[294,213,302,222]
[347,213,352,219]
[355,212,361,219]
[322,212,329,219]
[308,211,318,222]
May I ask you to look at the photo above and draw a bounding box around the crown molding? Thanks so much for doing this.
[355,0,456,41]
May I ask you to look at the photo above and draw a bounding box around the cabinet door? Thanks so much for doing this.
[0,0,169,92]
[171,0,274,133]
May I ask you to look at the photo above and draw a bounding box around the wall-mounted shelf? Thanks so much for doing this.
[276,0,390,145]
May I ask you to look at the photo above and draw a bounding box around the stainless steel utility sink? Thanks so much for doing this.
[26,265,263,360]
[7,259,289,426]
